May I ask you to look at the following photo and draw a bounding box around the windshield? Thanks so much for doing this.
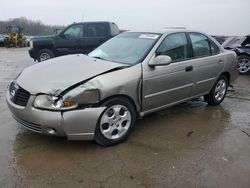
[89,32,161,65]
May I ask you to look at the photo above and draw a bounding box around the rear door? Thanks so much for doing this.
[142,32,194,113]
[188,32,224,97]
[82,23,110,54]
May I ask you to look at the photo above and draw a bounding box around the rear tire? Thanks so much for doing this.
[38,49,54,62]
[204,75,228,106]
[94,97,137,146]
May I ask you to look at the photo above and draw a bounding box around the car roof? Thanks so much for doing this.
[126,29,204,35]
[72,21,116,25]
[123,29,223,50]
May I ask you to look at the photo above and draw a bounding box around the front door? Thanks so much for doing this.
[142,32,194,113]
[56,24,84,56]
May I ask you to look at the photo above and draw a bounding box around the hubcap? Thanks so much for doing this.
[100,105,131,140]
[238,58,250,73]
[214,79,227,101]
[40,52,50,61]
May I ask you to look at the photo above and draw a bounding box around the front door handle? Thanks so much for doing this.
[185,66,193,72]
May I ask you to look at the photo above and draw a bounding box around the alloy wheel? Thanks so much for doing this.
[40,52,50,61]
[238,58,250,74]
[214,79,227,102]
[100,105,131,140]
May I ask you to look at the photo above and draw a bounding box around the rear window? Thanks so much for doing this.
[87,23,107,37]
[209,39,220,55]
[189,32,220,58]
[110,23,120,36]
[190,33,210,57]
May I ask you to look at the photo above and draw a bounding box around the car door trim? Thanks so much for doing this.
[144,83,194,99]
[141,93,205,116]
[196,77,215,84]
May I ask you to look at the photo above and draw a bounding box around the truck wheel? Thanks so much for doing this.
[94,97,137,146]
[38,49,54,62]
[204,75,228,106]
[238,55,250,74]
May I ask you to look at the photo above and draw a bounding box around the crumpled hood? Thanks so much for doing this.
[16,54,123,94]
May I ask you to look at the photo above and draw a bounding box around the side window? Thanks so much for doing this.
[156,33,188,62]
[87,24,107,37]
[63,24,83,39]
[209,39,220,55]
[189,33,210,57]
[110,23,120,36]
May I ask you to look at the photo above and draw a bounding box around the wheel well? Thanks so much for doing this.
[221,72,230,83]
[38,46,54,53]
[100,94,139,116]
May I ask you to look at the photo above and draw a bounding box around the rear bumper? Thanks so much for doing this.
[28,48,39,60]
[6,92,106,140]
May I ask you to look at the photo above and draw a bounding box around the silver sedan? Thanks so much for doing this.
[6,30,238,146]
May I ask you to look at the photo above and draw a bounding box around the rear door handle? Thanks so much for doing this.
[185,66,193,72]
[218,60,223,64]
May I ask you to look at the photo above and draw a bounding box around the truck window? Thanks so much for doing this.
[87,24,107,37]
[63,24,83,39]
[110,23,120,36]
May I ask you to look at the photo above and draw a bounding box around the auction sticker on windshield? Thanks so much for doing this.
[139,34,159,39]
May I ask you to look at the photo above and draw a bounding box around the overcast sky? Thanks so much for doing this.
[1,0,250,35]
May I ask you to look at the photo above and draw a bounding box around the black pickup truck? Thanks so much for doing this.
[29,21,120,62]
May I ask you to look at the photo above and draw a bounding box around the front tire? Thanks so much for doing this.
[94,97,137,146]
[204,75,228,106]
[38,49,54,62]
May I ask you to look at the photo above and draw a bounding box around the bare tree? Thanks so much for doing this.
[0,17,65,36]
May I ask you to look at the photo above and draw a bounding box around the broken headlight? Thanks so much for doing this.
[33,86,100,110]
[33,95,78,110]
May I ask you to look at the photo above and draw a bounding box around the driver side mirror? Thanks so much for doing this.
[60,33,72,40]
[148,55,172,67]
[60,33,65,38]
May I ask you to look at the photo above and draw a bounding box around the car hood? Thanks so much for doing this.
[32,35,55,40]
[16,54,125,95]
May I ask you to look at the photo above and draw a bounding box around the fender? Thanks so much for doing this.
[33,36,56,49]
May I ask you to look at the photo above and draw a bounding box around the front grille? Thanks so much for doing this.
[9,82,30,106]
[13,115,42,133]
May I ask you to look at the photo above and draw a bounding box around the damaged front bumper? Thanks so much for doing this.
[6,94,106,140]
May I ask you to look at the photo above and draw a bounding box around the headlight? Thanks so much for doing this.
[33,86,100,110]
[33,95,78,110]
[29,40,33,48]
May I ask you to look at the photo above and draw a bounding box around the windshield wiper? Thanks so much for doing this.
[92,56,106,60]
